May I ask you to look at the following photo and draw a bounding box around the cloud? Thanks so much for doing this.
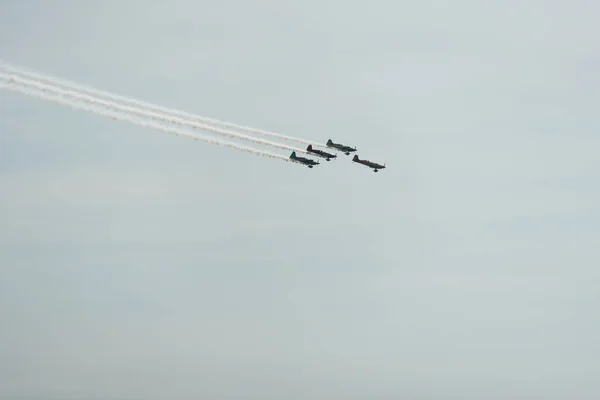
[2,0,600,398]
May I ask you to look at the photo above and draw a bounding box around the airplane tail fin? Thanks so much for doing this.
[353,155,359,161]
[290,151,296,159]
[307,145,313,151]
[326,139,333,145]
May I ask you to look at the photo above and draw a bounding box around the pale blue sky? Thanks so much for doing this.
[1,1,599,399]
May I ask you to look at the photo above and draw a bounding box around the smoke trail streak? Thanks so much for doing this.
[2,72,314,156]
[0,60,325,147]
[0,80,299,164]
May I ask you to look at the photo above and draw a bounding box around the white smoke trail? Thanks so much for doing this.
[1,71,314,156]
[0,80,300,164]
[0,60,325,147]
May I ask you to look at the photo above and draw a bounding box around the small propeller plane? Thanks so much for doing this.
[325,139,357,155]
[352,155,386,172]
[290,151,320,168]
[306,145,337,161]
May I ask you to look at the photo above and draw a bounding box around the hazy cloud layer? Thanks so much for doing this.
[1,1,599,398]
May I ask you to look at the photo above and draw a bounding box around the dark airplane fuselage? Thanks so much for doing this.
[290,152,319,168]
[306,145,337,161]
[326,139,356,155]
[296,157,317,167]
[353,155,385,172]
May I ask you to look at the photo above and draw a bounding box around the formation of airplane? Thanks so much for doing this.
[289,139,386,172]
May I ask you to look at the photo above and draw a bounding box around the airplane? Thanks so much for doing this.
[352,155,386,172]
[306,145,337,161]
[325,139,357,155]
[290,151,320,168]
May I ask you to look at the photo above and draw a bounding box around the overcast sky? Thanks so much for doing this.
[1,1,599,399]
